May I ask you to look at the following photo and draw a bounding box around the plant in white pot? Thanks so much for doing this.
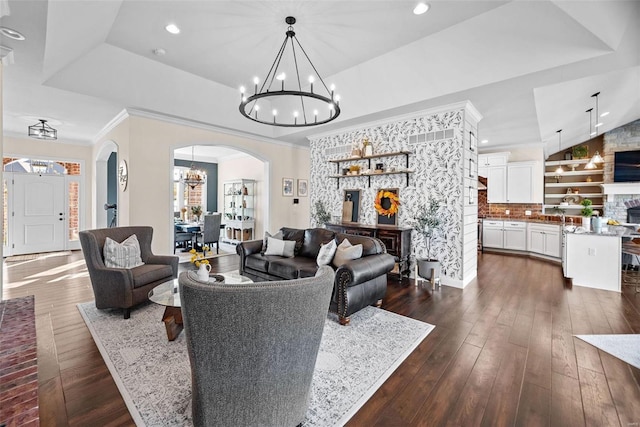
[412,199,443,288]
[580,198,593,232]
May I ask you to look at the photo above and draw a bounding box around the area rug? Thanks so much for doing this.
[4,251,72,262]
[576,334,640,369]
[78,301,434,426]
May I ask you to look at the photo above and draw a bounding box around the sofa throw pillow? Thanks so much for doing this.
[261,230,284,253]
[332,238,363,268]
[264,236,296,258]
[317,239,337,266]
[103,234,144,269]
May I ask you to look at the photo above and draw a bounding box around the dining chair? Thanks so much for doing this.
[197,213,222,254]
[175,225,194,253]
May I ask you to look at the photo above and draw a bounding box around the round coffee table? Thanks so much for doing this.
[148,271,253,341]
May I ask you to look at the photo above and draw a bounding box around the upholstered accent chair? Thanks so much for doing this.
[196,213,221,254]
[79,226,178,319]
[179,266,334,427]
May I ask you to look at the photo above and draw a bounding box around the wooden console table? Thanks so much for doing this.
[326,223,412,278]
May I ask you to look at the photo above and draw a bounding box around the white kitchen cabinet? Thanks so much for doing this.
[487,166,507,203]
[483,220,504,248]
[503,221,527,250]
[507,161,542,203]
[483,220,526,250]
[478,152,509,167]
[528,223,560,258]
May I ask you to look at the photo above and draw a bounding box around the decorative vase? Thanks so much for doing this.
[592,217,602,233]
[581,216,591,232]
[197,263,212,282]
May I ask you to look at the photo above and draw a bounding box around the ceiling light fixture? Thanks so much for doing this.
[0,27,25,41]
[181,146,206,189]
[591,92,602,135]
[238,16,340,128]
[28,119,57,140]
[413,3,430,15]
[165,23,180,34]
[586,107,596,137]
[554,130,564,175]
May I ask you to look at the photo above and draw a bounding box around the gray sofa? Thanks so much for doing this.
[237,227,395,325]
[179,266,334,427]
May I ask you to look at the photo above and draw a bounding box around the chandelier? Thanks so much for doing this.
[181,146,206,189]
[28,119,57,140]
[239,16,340,128]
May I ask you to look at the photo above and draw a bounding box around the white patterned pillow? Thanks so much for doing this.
[317,239,337,266]
[103,234,144,269]
[332,238,363,268]
[264,236,296,258]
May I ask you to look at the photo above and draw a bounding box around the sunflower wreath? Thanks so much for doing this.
[374,190,401,217]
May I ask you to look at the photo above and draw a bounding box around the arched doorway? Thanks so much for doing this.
[172,144,270,252]
[95,141,118,228]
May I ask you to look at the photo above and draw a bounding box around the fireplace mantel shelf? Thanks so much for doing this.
[601,183,640,195]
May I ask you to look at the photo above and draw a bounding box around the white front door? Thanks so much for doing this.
[12,174,66,255]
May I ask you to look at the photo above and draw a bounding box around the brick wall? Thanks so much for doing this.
[485,202,544,220]
[603,119,640,221]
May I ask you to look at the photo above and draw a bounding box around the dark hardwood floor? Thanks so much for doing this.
[3,251,640,426]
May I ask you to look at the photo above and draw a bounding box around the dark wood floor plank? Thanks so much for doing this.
[445,323,511,427]
[480,343,528,427]
[515,381,550,427]
[578,366,620,427]
[550,372,586,427]
[411,342,482,426]
[599,351,640,426]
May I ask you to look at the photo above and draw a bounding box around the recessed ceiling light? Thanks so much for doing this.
[165,23,180,35]
[413,3,430,15]
[480,139,488,144]
[0,27,26,41]
[600,111,610,117]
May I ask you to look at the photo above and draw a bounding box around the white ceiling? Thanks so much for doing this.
[1,0,639,157]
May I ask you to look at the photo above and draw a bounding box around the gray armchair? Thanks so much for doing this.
[79,226,178,319]
[179,266,334,427]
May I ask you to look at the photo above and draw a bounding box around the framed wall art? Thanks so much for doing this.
[282,178,294,196]
[297,179,308,197]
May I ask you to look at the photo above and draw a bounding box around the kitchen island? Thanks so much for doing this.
[563,232,622,292]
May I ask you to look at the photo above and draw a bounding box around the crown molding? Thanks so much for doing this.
[92,109,130,144]
[306,100,482,141]
[123,108,308,151]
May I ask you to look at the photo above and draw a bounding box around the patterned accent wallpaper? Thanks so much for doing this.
[309,107,477,283]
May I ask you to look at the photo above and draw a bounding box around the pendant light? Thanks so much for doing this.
[181,146,206,189]
[586,92,604,168]
[554,130,564,175]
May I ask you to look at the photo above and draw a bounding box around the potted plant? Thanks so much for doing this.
[572,145,589,159]
[580,198,593,231]
[412,199,442,283]
[312,200,331,227]
[191,205,203,222]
